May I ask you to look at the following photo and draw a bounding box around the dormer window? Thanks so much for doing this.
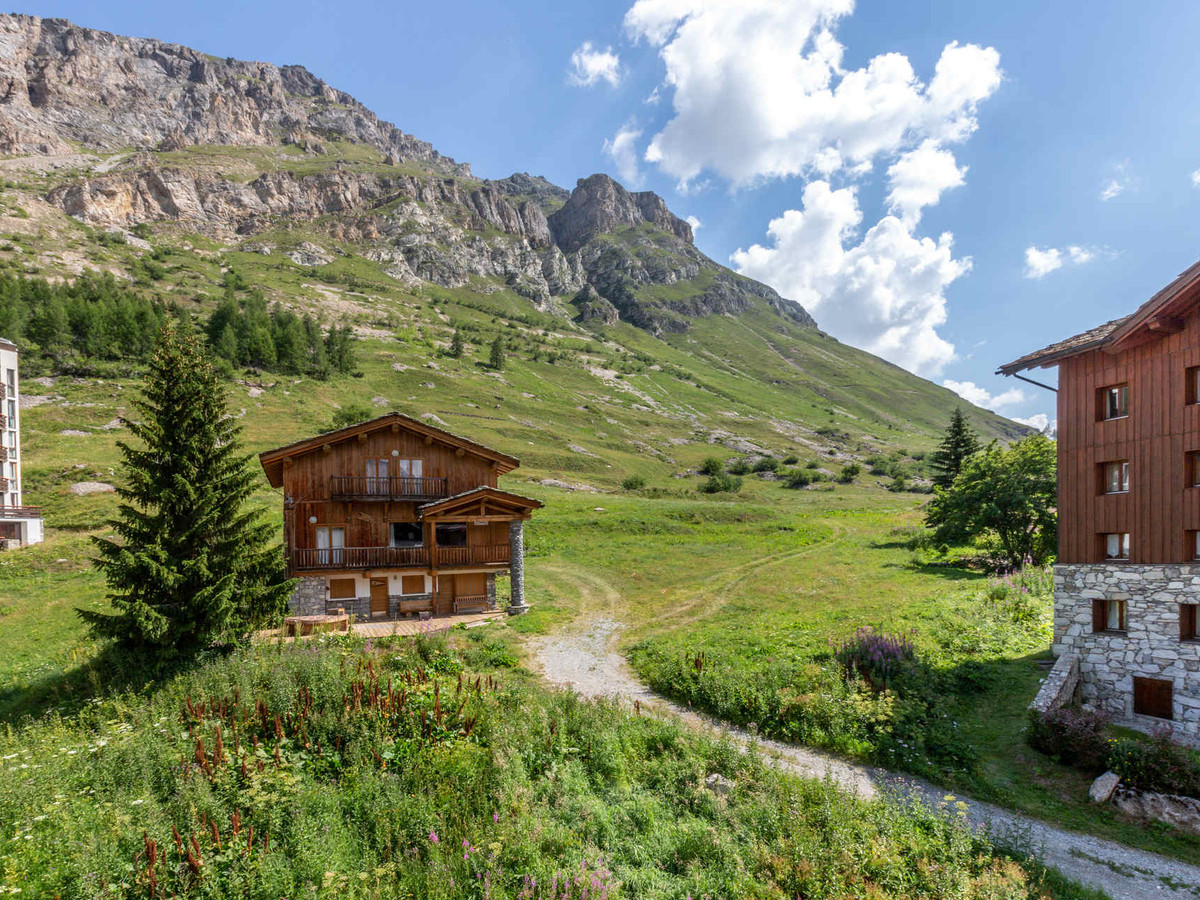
[1101,461,1130,494]
[1099,383,1129,420]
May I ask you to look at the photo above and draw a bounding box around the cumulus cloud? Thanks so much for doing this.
[1024,244,1096,279]
[1191,167,1200,188]
[1099,160,1131,201]
[685,215,702,231]
[603,121,644,186]
[886,140,967,225]
[1014,413,1053,433]
[731,180,968,376]
[568,42,622,88]
[623,0,1001,187]
[942,378,1026,410]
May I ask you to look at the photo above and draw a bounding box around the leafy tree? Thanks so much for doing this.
[700,474,742,494]
[929,407,981,489]
[489,335,505,370]
[699,457,724,477]
[80,322,292,656]
[925,434,1057,569]
[621,474,646,491]
[449,329,465,359]
[330,402,375,429]
[837,462,862,484]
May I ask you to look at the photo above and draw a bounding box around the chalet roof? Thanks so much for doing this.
[997,257,1200,375]
[258,412,520,488]
[0,337,18,352]
[418,485,543,518]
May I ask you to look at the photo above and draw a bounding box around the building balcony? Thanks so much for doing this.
[0,505,41,520]
[290,543,509,572]
[0,478,8,491]
[328,475,449,502]
[0,447,8,462]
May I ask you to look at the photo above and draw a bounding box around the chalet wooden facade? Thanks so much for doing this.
[259,413,541,620]
[1000,258,1200,735]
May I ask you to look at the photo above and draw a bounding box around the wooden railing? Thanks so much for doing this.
[0,505,41,519]
[291,543,510,571]
[0,447,8,462]
[329,475,449,501]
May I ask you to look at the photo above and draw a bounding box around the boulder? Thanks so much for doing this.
[1088,770,1120,803]
[69,481,115,495]
[704,773,734,796]
[1112,788,1200,836]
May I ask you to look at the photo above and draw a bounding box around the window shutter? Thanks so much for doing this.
[1133,677,1174,720]
[1092,598,1106,633]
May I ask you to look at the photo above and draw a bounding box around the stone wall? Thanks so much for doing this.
[1029,653,1080,714]
[1055,564,1200,734]
[291,576,326,616]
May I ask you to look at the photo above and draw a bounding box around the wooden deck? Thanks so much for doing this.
[257,609,505,642]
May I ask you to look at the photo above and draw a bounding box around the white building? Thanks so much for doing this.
[0,338,43,546]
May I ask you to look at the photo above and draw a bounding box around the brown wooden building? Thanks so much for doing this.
[1000,259,1200,733]
[259,413,541,620]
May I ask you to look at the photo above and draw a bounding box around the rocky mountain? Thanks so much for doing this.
[0,14,818,335]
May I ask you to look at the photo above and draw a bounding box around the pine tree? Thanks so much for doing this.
[489,335,505,370]
[449,329,464,359]
[80,321,292,656]
[929,407,981,489]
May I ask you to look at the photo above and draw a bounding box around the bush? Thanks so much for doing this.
[806,460,820,469]
[699,456,725,476]
[782,453,800,465]
[752,457,779,474]
[621,474,647,491]
[1027,707,1110,771]
[887,473,909,492]
[835,627,915,686]
[330,402,375,429]
[1108,730,1200,797]
[837,462,862,484]
[783,469,811,489]
[726,459,751,476]
[700,474,742,494]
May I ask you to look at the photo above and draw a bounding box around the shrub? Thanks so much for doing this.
[699,456,724,476]
[835,627,915,686]
[783,469,811,489]
[782,453,800,465]
[700,474,742,494]
[1027,706,1110,771]
[726,459,751,476]
[330,402,375,429]
[837,462,862,484]
[887,473,910,492]
[1108,729,1200,797]
[752,457,779,474]
[805,460,820,469]
[622,474,647,491]
[131,222,153,239]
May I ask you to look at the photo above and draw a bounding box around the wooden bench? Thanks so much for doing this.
[452,594,492,615]
[283,613,350,637]
[397,596,435,616]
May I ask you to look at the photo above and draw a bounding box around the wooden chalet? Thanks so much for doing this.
[259,413,541,621]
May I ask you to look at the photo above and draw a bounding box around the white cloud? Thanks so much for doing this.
[568,42,622,88]
[731,180,968,376]
[942,378,1027,410]
[685,215,702,231]
[1013,413,1050,431]
[1024,244,1098,279]
[603,121,644,186]
[886,139,967,225]
[1191,167,1200,188]
[624,0,1001,188]
[1099,161,1131,201]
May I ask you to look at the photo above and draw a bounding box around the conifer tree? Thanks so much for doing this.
[929,407,981,489]
[80,321,292,656]
[489,335,505,370]
[449,328,464,359]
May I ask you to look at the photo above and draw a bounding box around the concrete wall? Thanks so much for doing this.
[1055,563,1200,734]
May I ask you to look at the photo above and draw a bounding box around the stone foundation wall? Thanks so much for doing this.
[1055,564,1200,734]
[291,576,327,616]
[487,573,497,607]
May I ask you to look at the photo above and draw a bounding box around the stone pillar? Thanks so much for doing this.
[508,519,528,615]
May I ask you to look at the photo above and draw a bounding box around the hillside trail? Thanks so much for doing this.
[527,561,1200,900]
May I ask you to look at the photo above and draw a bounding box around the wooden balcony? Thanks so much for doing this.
[0,447,8,462]
[290,543,509,572]
[328,475,449,501]
[0,505,41,519]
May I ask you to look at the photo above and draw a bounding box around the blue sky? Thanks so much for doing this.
[38,0,1200,429]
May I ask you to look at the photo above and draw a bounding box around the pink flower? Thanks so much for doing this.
[429,831,439,843]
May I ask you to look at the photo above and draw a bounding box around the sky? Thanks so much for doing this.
[36,0,1200,431]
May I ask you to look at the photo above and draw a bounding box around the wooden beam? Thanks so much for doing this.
[424,435,434,445]
[391,422,400,433]
[357,433,368,444]
[322,444,332,455]
[455,448,465,458]
[283,457,293,468]
[1148,315,1185,335]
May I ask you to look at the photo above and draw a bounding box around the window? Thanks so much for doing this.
[395,458,424,478]
[315,526,345,565]
[1181,604,1199,642]
[391,521,423,547]
[1192,531,1200,561]
[1189,366,1200,405]
[1133,676,1174,720]
[1190,453,1200,488]
[1102,532,1130,560]
[365,458,390,494]
[1101,461,1130,494]
[435,523,468,547]
[1098,383,1129,420]
[1092,598,1127,633]
[329,578,357,600]
[401,575,425,595]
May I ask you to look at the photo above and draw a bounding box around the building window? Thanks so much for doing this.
[1098,383,1129,420]
[1189,366,1200,405]
[395,458,424,478]
[400,574,425,595]
[328,577,357,600]
[1101,460,1130,494]
[1101,532,1130,560]
[435,523,468,547]
[1189,452,1200,488]
[1181,604,1199,642]
[391,521,423,547]
[315,525,345,565]
[1133,676,1174,720]
[1092,598,1127,633]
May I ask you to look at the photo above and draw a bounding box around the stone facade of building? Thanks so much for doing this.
[1055,563,1200,735]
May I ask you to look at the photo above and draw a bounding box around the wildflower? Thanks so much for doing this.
[429,830,439,843]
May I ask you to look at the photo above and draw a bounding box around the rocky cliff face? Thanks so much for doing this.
[7,13,816,335]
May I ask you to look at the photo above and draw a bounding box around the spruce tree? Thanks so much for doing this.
[489,335,505,370]
[929,407,981,489]
[80,320,292,656]
[449,328,464,359]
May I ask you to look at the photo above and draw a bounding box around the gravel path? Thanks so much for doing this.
[529,595,1200,900]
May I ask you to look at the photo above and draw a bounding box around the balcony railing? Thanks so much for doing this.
[290,543,510,571]
[0,505,41,519]
[329,475,449,501]
[0,447,8,462]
